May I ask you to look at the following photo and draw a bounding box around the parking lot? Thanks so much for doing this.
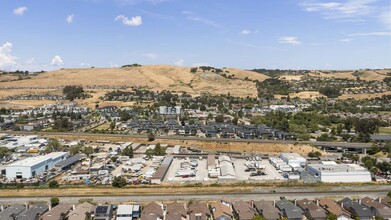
[233,158,285,181]
[164,157,214,183]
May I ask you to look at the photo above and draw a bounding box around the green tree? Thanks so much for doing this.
[326,213,337,220]
[314,151,322,158]
[112,176,127,188]
[45,139,62,153]
[63,85,86,101]
[50,197,60,207]
[147,132,155,142]
[252,215,266,220]
[0,147,11,158]
[122,146,133,158]
[82,146,94,157]
[109,121,116,132]
[319,86,341,98]
[361,156,377,170]
[120,111,131,121]
[308,151,321,158]
[215,115,224,123]
[48,180,59,188]
[69,144,82,155]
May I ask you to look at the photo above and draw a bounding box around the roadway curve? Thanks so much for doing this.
[6,131,371,148]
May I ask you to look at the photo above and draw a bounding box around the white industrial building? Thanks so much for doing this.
[6,152,69,179]
[217,155,236,181]
[158,106,181,115]
[307,162,372,183]
[280,153,307,168]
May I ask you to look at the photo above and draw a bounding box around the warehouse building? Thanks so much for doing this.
[151,156,173,184]
[218,155,236,181]
[280,153,307,168]
[6,152,69,179]
[307,162,371,183]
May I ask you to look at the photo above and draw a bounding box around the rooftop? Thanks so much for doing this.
[308,163,369,173]
[7,152,68,167]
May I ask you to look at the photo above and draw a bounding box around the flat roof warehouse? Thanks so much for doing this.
[7,152,68,167]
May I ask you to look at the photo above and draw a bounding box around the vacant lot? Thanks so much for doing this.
[0,100,62,109]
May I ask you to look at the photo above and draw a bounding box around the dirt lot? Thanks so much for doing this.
[38,133,317,155]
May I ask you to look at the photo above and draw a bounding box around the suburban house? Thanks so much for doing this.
[141,202,164,220]
[361,197,391,219]
[232,201,256,220]
[319,199,351,220]
[188,201,212,220]
[66,202,95,220]
[116,205,141,220]
[253,200,280,220]
[40,204,72,220]
[17,203,49,220]
[297,199,327,220]
[275,199,304,220]
[0,205,26,220]
[210,201,234,220]
[94,205,113,220]
[339,198,373,220]
[165,202,187,220]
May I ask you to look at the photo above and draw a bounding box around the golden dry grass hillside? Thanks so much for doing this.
[0,65,269,98]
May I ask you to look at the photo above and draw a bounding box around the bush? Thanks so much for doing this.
[48,180,59,188]
[112,176,127,188]
[50,197,60,207]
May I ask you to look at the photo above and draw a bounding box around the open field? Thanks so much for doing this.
[339,91,391,100]
[0,100,64,109]
[0,74,19,82]
[279,75,303,81]
[0,183,389,199]
[379,127,391,134]
[289,91,325,99]
[36,133,318,155]
[225,68,270,82]
[0,65,269,98]
[0,89,61,98]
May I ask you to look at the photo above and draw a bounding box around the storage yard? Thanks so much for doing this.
[0,134,387,187]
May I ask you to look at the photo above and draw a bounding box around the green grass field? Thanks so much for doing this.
[379,127,391,134]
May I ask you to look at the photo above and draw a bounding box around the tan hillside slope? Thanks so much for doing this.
[0,65,269,97]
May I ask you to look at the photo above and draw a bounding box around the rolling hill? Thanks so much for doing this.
[0,65,270,98]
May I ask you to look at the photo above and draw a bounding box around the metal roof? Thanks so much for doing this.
[56,154,85,168]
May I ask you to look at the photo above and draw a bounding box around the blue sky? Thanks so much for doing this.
[0,0,390,71]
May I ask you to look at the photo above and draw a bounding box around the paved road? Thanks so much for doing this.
[6,131,371,149]
[0,186,389,204]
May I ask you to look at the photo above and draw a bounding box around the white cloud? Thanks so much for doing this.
[142,53,158,59]
[241,29,251,35]
[115,15,142,26]
[340,38,353,42]
[26,58,35,65]
[51,55,64,66]
[174,59,184,66]
[347,32,391,36]
[13,6,27,16]
[0,42,18,69]
[301,0,378,22]
[182,11,220,28]
[278,36,302,45]
[66,14,74,24]
[379,10,391,28]
[191,63,209,67]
